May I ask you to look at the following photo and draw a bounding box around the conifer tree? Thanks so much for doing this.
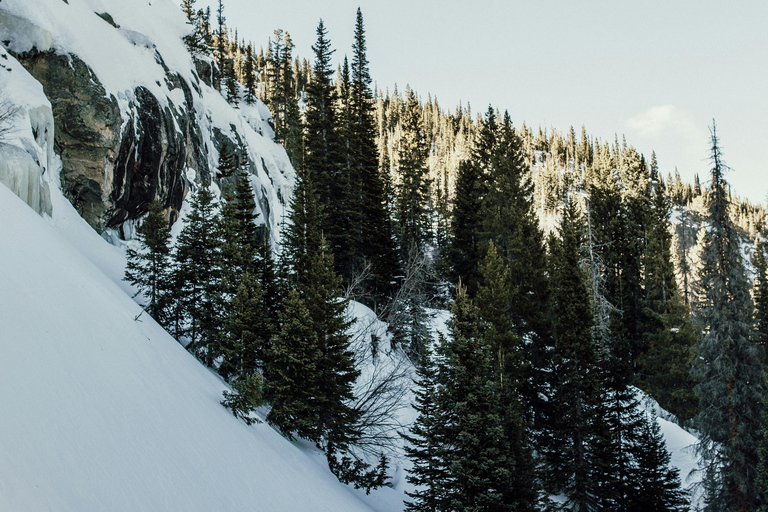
[243,42,257,105]
[476,241,518,384]
[350,8,397,305]
[214,0,226,91]
[637,167,698,422]
[693,122,765,512]
[479,110,550,417]
[265,288,322,438]
[124,200,172,328]
[395,88,432,257]
[627,413,689,512]
[436,287,537,511]
[172,183,221,364]
[402,346,448,512]
[449,159,485,295]
[540,197,604,509]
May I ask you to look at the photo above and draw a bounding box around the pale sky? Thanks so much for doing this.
[199,0,768,204]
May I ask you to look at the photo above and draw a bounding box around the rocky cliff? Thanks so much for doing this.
[0,0,293,241]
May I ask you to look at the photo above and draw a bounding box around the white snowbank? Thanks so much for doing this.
[0,182,375,512]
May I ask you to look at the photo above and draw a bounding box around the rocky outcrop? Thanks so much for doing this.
[14,49,209,233]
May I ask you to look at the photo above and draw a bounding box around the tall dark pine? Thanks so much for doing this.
[214,0,226,91]
[540,197,603,510]
[265,287,322,439]
[753,238,768,361]
[395,88,432,258]
[402,347,448,512]
[303,21,347,277]
[627,413,689,512]
[172,184,221,364]
[350,8,397,305]
[693,122,765,512]
[479,111,550,418]
[449,159,485,295]
[637,171,698,422]
[124,200,172,328]
[436,287,537,512]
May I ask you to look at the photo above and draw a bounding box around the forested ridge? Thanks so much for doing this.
[123,1,768,510]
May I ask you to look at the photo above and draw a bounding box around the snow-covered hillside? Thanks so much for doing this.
[0,181,382,512]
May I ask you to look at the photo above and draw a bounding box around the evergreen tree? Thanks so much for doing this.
[753,238,768,361]
[214,0,226,91]
[395,88,432,258]
[124,200,172,328]
[479,110,551,418]
[693,122,765,512]
[172,184,221,364]
[350,8,397,305]
[540,197,604,510]
[627,413,689,512]
[436,287,537,511]
[243,43,257,105]
[476,241,519,385]
[402,347,448,512]
[265,288,322,439]
[449,158,485,295]
[637,167,698,422]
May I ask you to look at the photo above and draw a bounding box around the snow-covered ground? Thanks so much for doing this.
[0,181,383,512]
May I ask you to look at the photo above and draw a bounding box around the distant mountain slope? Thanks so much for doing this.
[0,182,374,512]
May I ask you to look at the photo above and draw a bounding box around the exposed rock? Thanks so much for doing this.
[15,49,209,233]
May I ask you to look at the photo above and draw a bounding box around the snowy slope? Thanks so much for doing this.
[0,182,374,512]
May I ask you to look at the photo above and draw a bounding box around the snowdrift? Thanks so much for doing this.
[0,182,373,512]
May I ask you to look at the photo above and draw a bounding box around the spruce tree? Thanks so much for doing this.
[436,286,537,511]
[265,288,322,438]
[402,346,448,512]
[693,122,765,512]
[479,110,550,418]
[449,159,485,295]
[637,167,698,422]
[395,88,432,258]
[753,238,768,361]
[214,0,226,91]
[540,197,604,509]
[172,183,221,364]
[124,200,172,328]
[350,8,397,305]
[627,413,689,512]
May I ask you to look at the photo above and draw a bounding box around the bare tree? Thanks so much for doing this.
[0,96,20,142]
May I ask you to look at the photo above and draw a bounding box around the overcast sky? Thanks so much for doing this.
[198,0,768,203]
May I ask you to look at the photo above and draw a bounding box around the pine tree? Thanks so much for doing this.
[753,238,768,361]
[350,8,397,305]
[693,122,765,512]
[402,347,448,512]
[214,0,226,91]
[243,42,257,105]
[637,166,698,422]
[264,287,322,438]
[627,413,689,512]
[479,110,551,418]
[476,241,519,385]
[449,159,485,294]
[172,184,221,364]
[395,88,432,258]
[124,200,172,328]
[540,197,604,509]
[436,286,537,511]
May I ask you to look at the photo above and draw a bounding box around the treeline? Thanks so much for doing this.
[124,1,768,509]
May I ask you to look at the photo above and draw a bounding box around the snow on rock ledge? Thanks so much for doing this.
[0,0,293,241]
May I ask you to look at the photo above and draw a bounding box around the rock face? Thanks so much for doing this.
[15,49,208,233]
